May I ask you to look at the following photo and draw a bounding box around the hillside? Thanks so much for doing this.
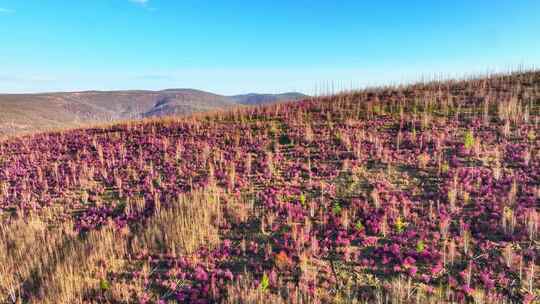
[0,90,305,136]
[0,71,539,303]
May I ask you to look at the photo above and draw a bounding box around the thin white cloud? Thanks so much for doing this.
[0,75,56,83]
[0,8,15,14]
[128,0,156,11]
[129,0,148,5]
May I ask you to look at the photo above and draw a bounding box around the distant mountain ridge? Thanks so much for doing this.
[230,92,306,105]
[0,89,307,136]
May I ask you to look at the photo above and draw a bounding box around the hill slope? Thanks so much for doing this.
[0,71,538,303]
[0,90,305,136]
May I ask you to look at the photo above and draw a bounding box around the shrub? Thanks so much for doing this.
[464,130,475,149]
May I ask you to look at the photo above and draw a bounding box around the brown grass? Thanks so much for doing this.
[135,189,222,256]
[0,187,224,303]
[0,217,126,304]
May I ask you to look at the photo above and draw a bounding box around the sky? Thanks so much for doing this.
[0,0,539,95]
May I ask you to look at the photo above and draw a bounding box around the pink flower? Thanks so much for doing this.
[362,236,378,246]
[194,267,209,281]
[431,262,443,276]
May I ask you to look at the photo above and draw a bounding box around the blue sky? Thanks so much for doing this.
[0,0,539,94]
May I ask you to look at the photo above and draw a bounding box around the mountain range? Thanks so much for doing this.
[0,89,306,136]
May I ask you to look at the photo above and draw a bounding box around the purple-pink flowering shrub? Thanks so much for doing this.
[0,71,539,303]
